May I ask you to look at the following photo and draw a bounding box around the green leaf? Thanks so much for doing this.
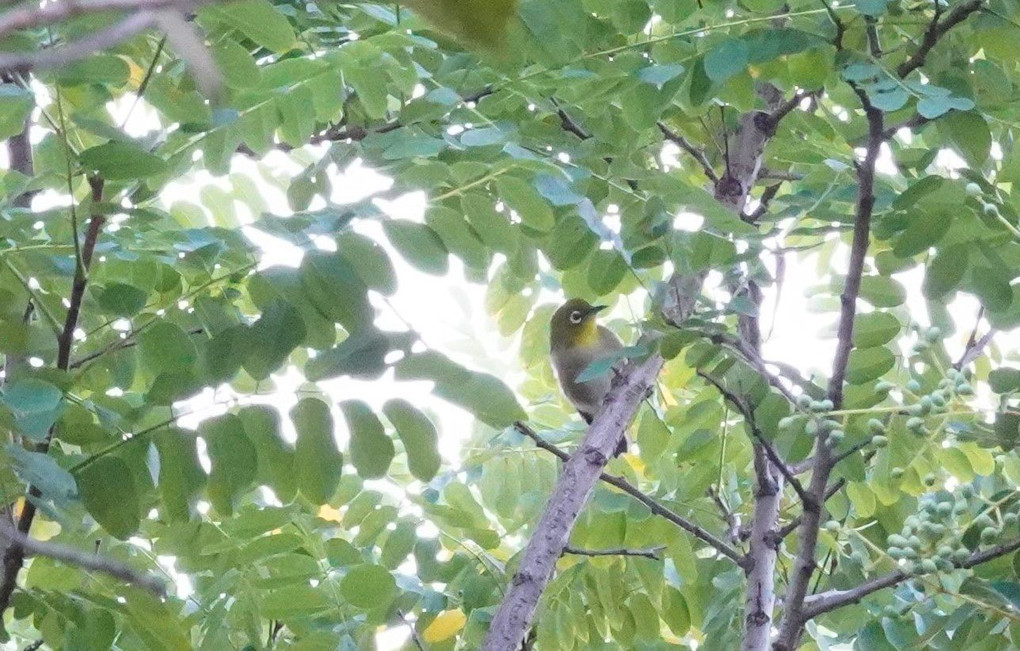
[292,398,343,504]
[154,429,206,522]
[704,39,749,82]
[243,299,306,380]
[238,405,297,503]
[383,220,449,275]
[0,84,34,141]
[845,346,895,384]
[383,399,441,482]
[340,564,397,609]
[916,95,974,119]
[853,312,900,348]
[858,276,906,307]
[300,251,372,332]
[7,445,77,506]
[139,322,198,375]
[305,330,412,381]
[939,111,991,165]
[496,176,555,231]
[78,456,140,540]
[78,142,168,180]
[204,0,296,53]
[3,379,64,441]
[923,245,968,299]
[892,210,951,257]
[337,232,397,295]
[261,585,331,618]
[340,400,395,479]
[96,283,148,317]
[989,368,1020,394]
[200,414,257,516]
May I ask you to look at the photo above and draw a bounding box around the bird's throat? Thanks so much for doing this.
[572,320,600,347]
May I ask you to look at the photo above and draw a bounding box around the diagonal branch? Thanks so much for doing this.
[658,122,719,183]
[896,0,984,78]
[515,422,743,566]
[0,521,165,595]
[697,372,809,504]
[483,355,665,651]
[803,536,1020,618]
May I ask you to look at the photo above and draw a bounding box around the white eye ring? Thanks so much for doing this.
[569,310,583,324]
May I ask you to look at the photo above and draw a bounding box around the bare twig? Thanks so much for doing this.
[0,521,165,595]
[69,326,205,369]
[557,108,590,141]
[658,122,719,183]
[515,423,744,566]
[483,355,664,651]
[880,112,932,139]
[747,182,782,222]
[697,372,809,503]
[955,310,995,370]
[708,486,743,545]
[896,0,984,77]
[803,536,1020,618]
[563,545,665,560]
[397,610,426,651]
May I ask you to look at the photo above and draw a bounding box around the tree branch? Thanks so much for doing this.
[563,545,665,560]
[773,85,884,651]
[658,122,719,183]
[803,536,1020,618]
[895,0,984,78]
[0,177,106,618]
[0,11,157,73]
[0,0,216,40]
[514,422,744,566]
[484,355,665,650]
[955,319,995,370]
[0,521,165,596]
[697,372,809,503]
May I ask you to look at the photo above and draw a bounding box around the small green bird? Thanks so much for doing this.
[549,298,626,454]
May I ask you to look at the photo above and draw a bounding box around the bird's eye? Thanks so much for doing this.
[569,310,583,324]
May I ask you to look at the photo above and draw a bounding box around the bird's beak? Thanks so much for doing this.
[587,305,608,316]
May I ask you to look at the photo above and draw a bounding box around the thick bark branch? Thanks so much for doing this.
[483,355,664,650]
[515,423,743,565]
[803,537,1020,618]
[0,521,165,595]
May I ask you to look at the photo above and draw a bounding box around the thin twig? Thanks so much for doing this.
[657,122,719,183]
[514,422,744,567]
[896,0,984,77]
[955,310,994,370]
[803,536,1020,618]
[563,545,665,560]
[697,371,809,503]
[708,486,743,544]
[557,108,590,140]
[0,12,157,72]
[397,610,426,651]
[0,521,165,595]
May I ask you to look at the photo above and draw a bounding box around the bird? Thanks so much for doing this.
[549,298,627,455]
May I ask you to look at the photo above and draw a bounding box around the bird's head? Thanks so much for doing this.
[550,298,607,350]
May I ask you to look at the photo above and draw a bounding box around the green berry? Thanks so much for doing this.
[888,534,908,547]
[921,559,938,573]
[981,526,999,543]
[953,548,970,563]
[930,392,947,407]
[908,534,922,548]
[797,394,812,409]
[876,380,895,391]
[925,327,942,342]
[965,182,982,196]
[975,514,994,529]
[868,418,886,434]
[956,383,974,395]
[889,546,904,560]
[937,545,954,558]
[906,380,922,393]
[872,435,889,448]
[907,417,925,432]
[825,520,840,532]
[805,419,819,436]
[983,202,1000,218]
[829,429,845,443]
[936,502,952,516]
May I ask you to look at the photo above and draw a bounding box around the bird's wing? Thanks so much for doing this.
[597,325,624,352]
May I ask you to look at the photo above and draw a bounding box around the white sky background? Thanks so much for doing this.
[3,91,1017,649]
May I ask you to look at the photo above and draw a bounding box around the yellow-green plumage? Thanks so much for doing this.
[549,299,625,452]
